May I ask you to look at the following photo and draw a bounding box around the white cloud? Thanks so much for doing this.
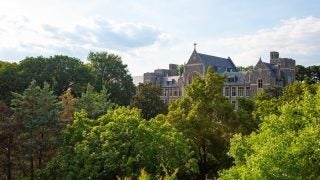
[0,14,319,76]
[198,16,320,67]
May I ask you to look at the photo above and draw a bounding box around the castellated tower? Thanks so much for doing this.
[270,51,296,86]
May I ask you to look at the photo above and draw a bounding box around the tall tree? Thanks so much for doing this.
[219,83,320,179]
[157,68,239,178]
[11,81,62,180]
[17,55,93,97]
[0,61,19,104]
[0,101,18,180]
[41,107,197,179]
[75,83,114,119]
[88,51,136,105]
[59,88,77,122]
[131,83,167,120]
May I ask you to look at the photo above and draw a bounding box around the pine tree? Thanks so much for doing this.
[76,83,114,119]
[11,80,62,179]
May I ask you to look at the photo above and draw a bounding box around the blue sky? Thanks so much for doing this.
[0,0,320,75]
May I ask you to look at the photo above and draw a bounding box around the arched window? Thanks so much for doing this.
[258,79,263,88]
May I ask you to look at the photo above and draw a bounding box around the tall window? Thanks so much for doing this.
[246,86,250,96]
[258,79,263,88]
[238,87,244,96]
[224,87,230,96]
[231,87,236,96]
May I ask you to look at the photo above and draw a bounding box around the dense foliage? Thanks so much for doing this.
[131,83,167,120]
[88,52,136,105]
[10,81,63,179]
[1,54,320,179]
[153,68,246,178]
[219,83,320,179]
[41,107,197,179]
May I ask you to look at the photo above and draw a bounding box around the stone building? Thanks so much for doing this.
[143,48,295,107]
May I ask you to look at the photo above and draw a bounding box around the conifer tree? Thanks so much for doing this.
[11,80,62,180]
[76,83,114,119]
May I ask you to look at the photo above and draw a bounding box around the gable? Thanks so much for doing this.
[187,50,202,64]
[254,59,268,70]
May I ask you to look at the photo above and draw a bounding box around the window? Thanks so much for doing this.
[238,87,244,97]
[173,88,178,96]
[246,86,250,96]
[258,79,263,88]
[224,87,230,97]
[231,87,236,96]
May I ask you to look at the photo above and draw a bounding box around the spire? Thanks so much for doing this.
[259,57,262,61]
[193,42,197,51]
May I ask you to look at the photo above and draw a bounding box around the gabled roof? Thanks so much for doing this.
[197,52,237,74]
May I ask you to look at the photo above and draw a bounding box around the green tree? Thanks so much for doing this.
[41,107,197,179]
[237,66,254,72]
[295,65,307,82]
[75,83,114,119]
[219,83,320,179]
[11,80,62,180]
[0,61,19,103]
[236,97,258,134]
[17,55,93,97]
[88,51,136,105]
[158,68,238,178]
[131,83,167,120]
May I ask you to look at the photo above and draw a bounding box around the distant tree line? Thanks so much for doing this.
[295,65,320,83]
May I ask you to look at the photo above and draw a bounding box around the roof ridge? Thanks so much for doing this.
[198,52,227,60]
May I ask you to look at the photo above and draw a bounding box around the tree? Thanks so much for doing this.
[131,83,167,120]
[235,97,258,134]
[237,66,254,72]
[157,68,239,178]
[41,107,197,179]
[88,51,136,105]
[295,65,307,82]
[219,83,320,179]
[75,83,114,119]
[59,88,77,122]
[0,101,18,180]
[11,80,62,180]
[17,55,93,97]
[0,61,19,104]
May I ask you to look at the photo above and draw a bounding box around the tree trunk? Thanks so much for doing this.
[5,135,12,180]
[38,127,44,169]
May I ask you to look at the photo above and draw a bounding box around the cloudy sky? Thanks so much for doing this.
[1,0,320,75]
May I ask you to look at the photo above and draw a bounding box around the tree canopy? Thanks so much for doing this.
[41,107,197,179]
[11,80,63,180]
[88,51,136,105]
[154,68,241,178]
[219,83,320,179]
[131,83,167,120]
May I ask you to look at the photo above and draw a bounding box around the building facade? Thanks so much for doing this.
[143,49,296,107]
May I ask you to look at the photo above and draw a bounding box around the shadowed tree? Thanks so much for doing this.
[131,83,167,120]
[88,51,135,105]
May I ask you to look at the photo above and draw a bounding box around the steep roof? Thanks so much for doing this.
[263,62,277,74]
[197,53,237,74]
